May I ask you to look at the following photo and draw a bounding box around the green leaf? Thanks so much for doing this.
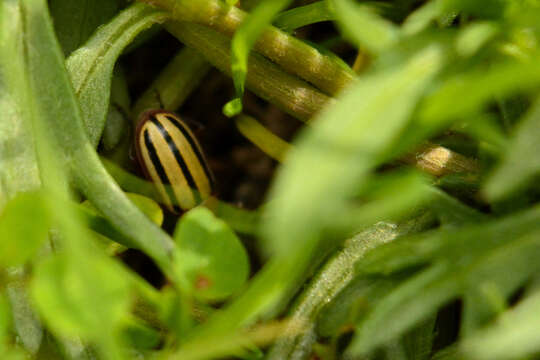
[455,22,498,57]
[122,318,161,350]
[173,207,250,302]
[418,55,540,132]
[66,2,168,147]
[0,0,41,209]
[330,0,399,53]
[229,0,293,116]
[462,288,540,360]
[31,253,130,342]
[0,192,48,267]
[484,96,540,200]
[20,0,175,277]
[347,206,540,354]
[49,0,120,56]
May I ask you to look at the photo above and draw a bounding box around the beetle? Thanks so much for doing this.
[134,110,215,213]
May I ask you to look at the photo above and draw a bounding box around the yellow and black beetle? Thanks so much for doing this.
[134,110,215,213]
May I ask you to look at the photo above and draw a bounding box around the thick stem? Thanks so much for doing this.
[138,0,355,96]
[166,22,477,176]
[401,143,479,177]
[166,22,332,121]
[235,115,292,162]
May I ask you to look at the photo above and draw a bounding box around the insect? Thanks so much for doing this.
[134,110,215,213]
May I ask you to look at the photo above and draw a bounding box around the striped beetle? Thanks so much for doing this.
[134,110,215,213]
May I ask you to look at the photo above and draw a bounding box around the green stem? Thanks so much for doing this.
[138,0,355,96]
[166,22,332,121]
[131,47,211,120]
[235,115,292,162]
[266,214,435,359]
[165,23,476,178]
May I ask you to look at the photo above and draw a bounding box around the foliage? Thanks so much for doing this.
[0,0,539,359]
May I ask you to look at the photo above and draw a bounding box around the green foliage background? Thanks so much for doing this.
[0,0,539,359]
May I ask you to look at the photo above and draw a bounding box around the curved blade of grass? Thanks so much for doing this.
[66,2,168,147]
[20,0,175,277]
[274,1,334,32]
[225,0,293,116]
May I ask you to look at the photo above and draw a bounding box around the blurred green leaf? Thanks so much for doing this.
[455,22,498,57]
[0,0,40,210]
[419,55,540,132]
[122,318,161,350]
[66,3,168,147]
[227,0,293,116]
[330,0,399,53]
[348,206,540,354]
[484,96,540,200]
[0,192,48,267]
[49,0,121,56]
[402,0,445,35]
[31,253,130,344]
[5,271,44,356]
[173,207,250,302]
[462,287,540,360]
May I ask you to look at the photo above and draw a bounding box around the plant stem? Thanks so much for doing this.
[400,143,479,177]
[131,47,211,120]
[166,22,332,121]
[166,22,477,176]
[138,0,355,96]
[235,115,292,162]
